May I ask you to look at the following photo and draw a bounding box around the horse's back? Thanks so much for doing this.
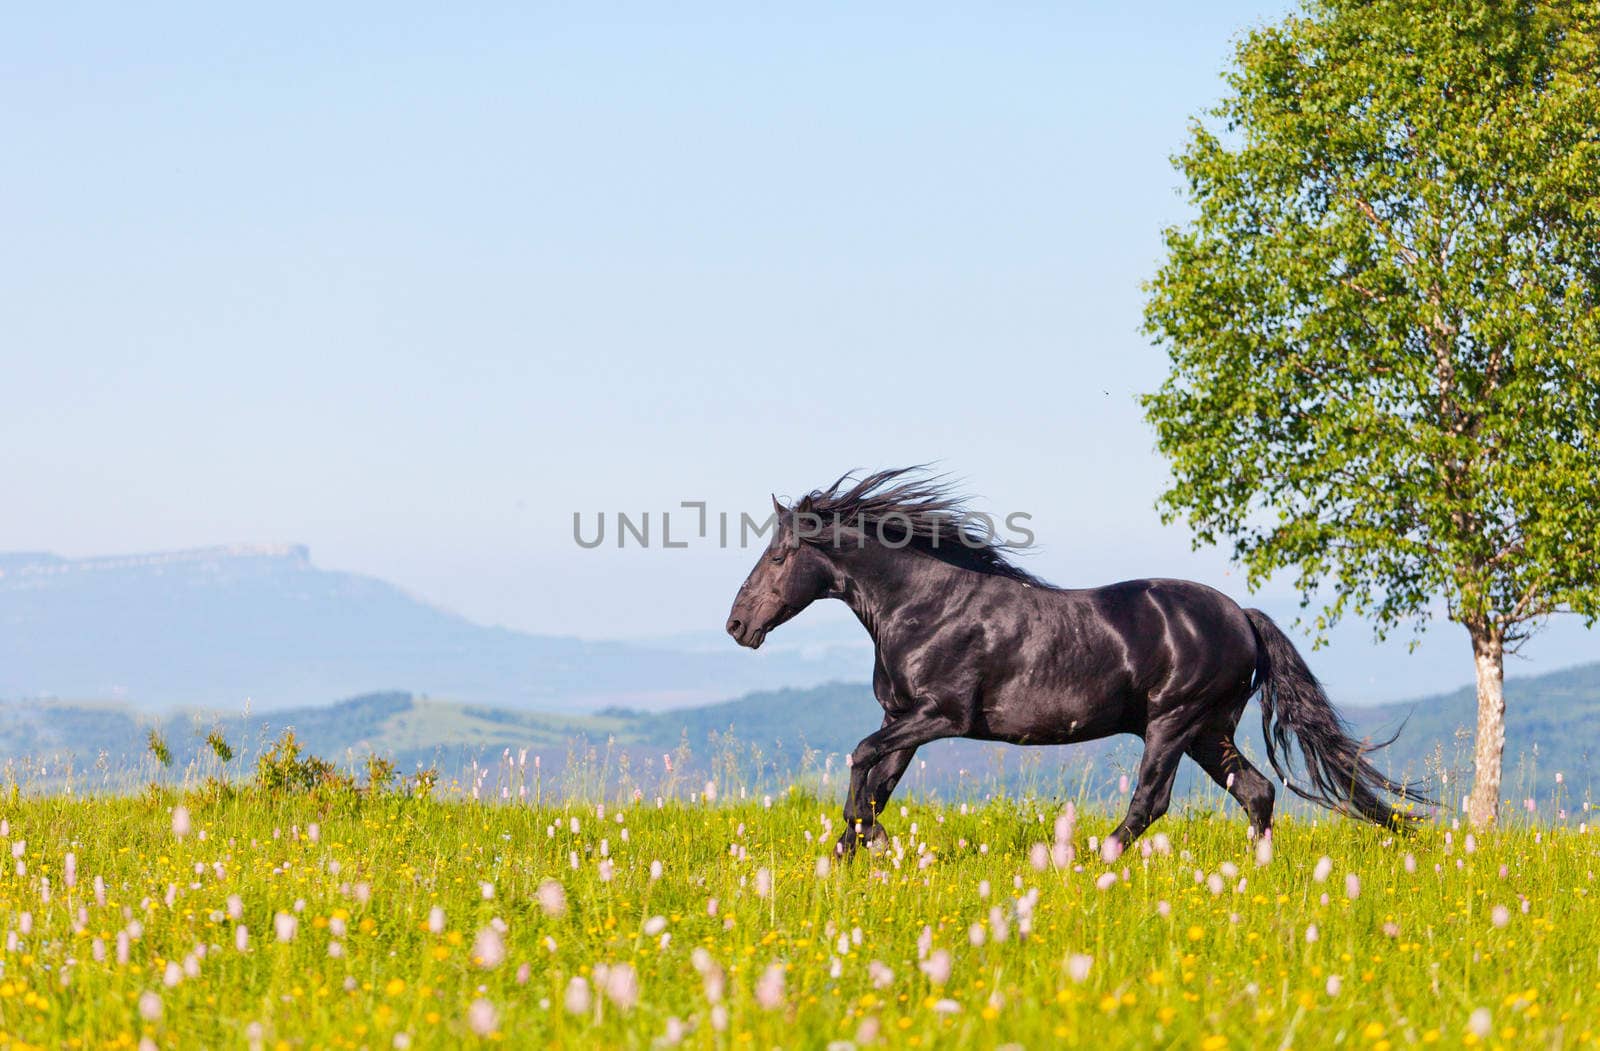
[1077,577,1258,702]
[965,576,1256,743]
[1082,577,1251,630]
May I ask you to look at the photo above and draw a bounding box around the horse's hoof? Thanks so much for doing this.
[835,825,890,859]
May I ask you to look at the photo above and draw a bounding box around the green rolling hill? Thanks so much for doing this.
[4,663,1596,809]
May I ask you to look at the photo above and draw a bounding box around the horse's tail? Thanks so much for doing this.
[1244,608,1432,828]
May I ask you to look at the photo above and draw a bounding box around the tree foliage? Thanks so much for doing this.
[253,729,343,795]
[1144,0,1600,648]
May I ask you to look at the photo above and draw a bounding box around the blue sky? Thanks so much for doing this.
[4,2,1593,702]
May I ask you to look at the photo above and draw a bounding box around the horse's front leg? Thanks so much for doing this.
[834,747,917,856]
[835,710,960,857]
[870,746,917,815]
[837,754,891,856]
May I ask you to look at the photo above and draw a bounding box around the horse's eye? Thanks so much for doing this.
[770,554,785,565]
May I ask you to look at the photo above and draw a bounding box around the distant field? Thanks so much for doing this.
[0,789,1595,1048]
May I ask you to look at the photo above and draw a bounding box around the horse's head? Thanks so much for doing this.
[726,496,837,649]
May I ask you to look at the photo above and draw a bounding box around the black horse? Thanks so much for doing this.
[726,469,1429,857]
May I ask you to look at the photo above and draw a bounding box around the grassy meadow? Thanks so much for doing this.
[0,784,1595,1050]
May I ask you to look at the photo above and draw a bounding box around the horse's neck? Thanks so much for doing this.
[831,543,962,647]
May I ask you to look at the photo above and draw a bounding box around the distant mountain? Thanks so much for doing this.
[8,662,1597,807]
[0,546,861,711]
[1339,661,1600,807]
[624,662,1600,803]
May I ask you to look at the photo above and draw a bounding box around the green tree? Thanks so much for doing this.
[1143,0,1600,827]
[146,729,173,769]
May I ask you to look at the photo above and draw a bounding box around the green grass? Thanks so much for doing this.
[0,789,1595,1049]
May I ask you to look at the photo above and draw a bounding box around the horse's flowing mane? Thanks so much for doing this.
[784,467,1050,586]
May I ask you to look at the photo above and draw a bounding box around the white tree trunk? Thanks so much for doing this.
[1466,630,1506,829]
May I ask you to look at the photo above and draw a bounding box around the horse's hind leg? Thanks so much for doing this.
[1106,722,1193,855]
[1188,732,1276,836]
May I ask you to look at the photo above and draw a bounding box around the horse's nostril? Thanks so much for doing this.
[727,619,743,636]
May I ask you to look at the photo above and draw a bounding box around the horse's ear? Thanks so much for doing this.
[771,494,784,516]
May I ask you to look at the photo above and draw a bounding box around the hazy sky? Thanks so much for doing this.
[5,3,1593,701]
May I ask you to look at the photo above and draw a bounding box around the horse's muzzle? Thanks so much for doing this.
[726,617,767,649]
